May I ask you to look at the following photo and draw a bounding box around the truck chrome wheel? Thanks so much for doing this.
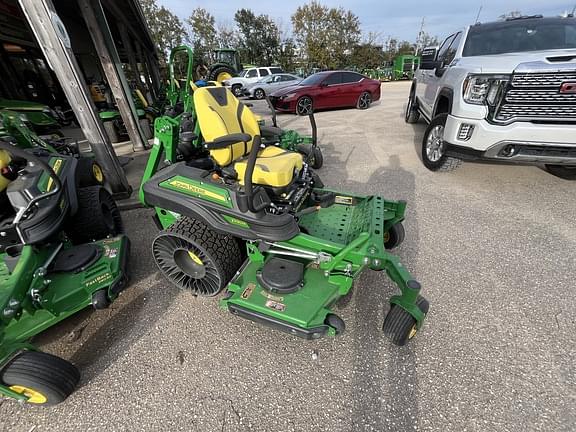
[426,125,445,162]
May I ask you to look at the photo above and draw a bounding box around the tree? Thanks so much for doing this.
[292,1,361,69]
[397,41,415,55]
[234,9,281,65]
[499,10,522,20]
[139,0,188,62]
[186,8,217,62]
[350,43,384,70]
[417,32,439,52]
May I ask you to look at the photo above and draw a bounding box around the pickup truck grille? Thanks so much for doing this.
[495,72,576,123]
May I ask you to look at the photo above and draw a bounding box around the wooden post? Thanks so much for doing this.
[135,41,156,101]
[119,23,144,91]
[78,0,148,152]
[18,0,131,197]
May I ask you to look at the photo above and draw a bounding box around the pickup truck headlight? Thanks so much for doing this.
[463,75,509,106]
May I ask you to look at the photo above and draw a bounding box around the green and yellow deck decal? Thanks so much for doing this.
[222,214,249,228]
[160,175,232,208]
[39,157,65,192]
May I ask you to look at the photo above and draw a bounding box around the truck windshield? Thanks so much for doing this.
[463,18,576,56]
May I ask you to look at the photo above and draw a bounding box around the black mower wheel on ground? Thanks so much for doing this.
[297,144,324,169]
[152,217,243,296]
[296,96,313,116]
[66,186,123,244]
[422,114,462,172]
[357,91,372,110]
[209,65,236,83]
[253,88,266,100]
[384,223,405,250]
[92,289,111,310]
[231,84,243,97]
[383,296,429,346]
[76,157,104,187]
[325,313,346,335]
[405,88,420,123]
[1,351,80,405]
[103,121,120,143]
[545,165,576,180]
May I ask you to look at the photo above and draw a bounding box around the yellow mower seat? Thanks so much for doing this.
[193,87,303,188]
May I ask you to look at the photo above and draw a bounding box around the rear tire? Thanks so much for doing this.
[357,91,372,110]
[297,144,324,169]
[209,66,236,83]
[254,88,265,100]
[76,157,104,187]
[66,186,123,244]
[545,165,576,180]
[1,351,80,405]
[421,114,462,172]
[405,88,420,123]
[103,121,120,143]
[139,118,153,140]
[152,217,243,296]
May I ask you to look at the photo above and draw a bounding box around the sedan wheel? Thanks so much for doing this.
[296,96,313,116]
[254,89,265,100]
[357,91,372,110]
[232,85,243,97]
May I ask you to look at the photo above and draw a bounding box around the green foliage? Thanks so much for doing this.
[292,1,361,69]
[234,9,281,66]
[186,7,217,62]
[139,0,188,63]
[350,43,384,70]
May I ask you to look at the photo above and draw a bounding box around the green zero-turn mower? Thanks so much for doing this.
[163,45,323,169]
[139,83,429,342]
[0,142,129,405]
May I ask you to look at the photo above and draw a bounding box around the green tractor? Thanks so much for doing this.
[138,46,429,343]
[0,141,129,405]
[206,49,243,83]
[393,55,421,80]
[0,98,65,138]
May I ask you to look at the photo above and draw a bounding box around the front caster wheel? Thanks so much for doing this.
[92,289,111,310]
[325,313,345,335]
[1,351,80,405]
[383,296,429,346]
[384,223,405,250]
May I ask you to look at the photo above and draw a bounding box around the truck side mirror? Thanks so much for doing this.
[419,46,440,70]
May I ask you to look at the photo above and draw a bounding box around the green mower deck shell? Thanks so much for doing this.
[0,99,59,129]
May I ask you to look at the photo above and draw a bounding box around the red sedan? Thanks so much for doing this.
[268,70,381,115]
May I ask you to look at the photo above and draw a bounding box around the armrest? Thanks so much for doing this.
[203,133,251,150]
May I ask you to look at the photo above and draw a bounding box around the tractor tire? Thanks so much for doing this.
[103,120,120,143]
[383,296,429,346]
[545,165,576,180]
[139,118,153,140]
[152,217,243,296]
[209,66,236,83]
[421,114,462,172]
[66,186,123,244]
[76,157,104,187]
[298,144,324,169]
[1,351,80,405]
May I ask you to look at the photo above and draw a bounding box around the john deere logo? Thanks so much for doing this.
[168,180,226,202]
[560,82,576,94]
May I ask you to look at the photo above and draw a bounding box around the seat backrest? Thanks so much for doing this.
[193,87,260,166]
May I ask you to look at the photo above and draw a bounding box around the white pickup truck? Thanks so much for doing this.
[406,15,576,179]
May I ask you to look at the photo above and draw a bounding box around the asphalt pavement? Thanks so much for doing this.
[1,81,574,432]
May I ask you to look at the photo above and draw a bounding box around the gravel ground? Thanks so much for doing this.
[1,81,574,432]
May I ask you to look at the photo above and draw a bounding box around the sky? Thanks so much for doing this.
[157,0,575,42]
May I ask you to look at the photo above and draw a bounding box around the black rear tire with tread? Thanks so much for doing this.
[1,351,80,405]
[65,186,123,244]
[383,296,429,346]
[209,66,236,82]
[76,157,104,187]
[103,121,120,143]
[297,144,324,169]
[153,217,243,296]
[405,88,420,123]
